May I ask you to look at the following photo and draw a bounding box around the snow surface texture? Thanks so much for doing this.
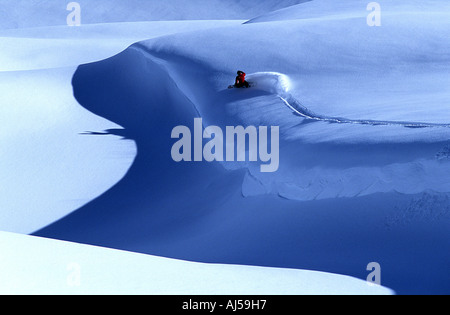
[246,0,450,24]
[0,232,392,295]
[1,0,450,295]
[0,0,309,29]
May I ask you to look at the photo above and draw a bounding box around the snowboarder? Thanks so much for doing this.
[230,70,250,89]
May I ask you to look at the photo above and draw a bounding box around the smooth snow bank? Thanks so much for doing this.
[0,232,393,295]
[246,0,450,23]
[0,20,242,72]
[0,20,242,39]
[0,0,307,30]
[0,67,136,234]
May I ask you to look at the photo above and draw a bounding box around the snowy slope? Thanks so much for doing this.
[34,0,450,295]
[0,67,136,233]
[143,11,450,129]
[246,0,450,23]
[0,20,242,71]
[1,0,449,295]
[0,20,242,233]
[0,231,393,295]
[0,0,307,29]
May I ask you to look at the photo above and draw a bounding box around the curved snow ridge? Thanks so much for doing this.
[248,72,450,129]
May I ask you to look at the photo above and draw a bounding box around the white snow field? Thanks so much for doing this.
[0,231,392,295]
[0,0,309,29]
[1,0,449,295]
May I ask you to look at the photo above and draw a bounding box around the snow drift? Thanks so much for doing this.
[0,231,393,295]
[2,0,449,295]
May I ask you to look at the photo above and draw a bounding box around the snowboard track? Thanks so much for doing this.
[280,94,450,129]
